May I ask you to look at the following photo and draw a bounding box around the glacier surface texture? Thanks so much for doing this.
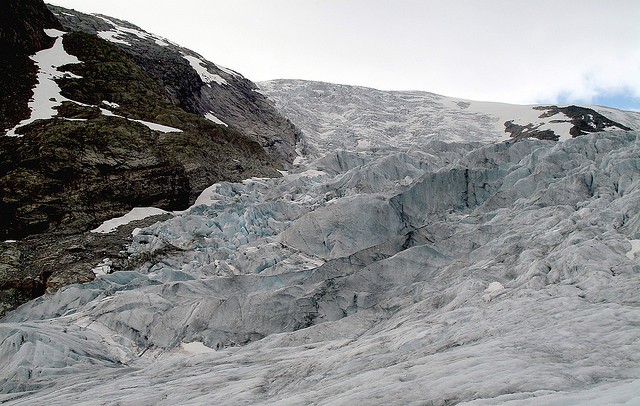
[2,131,640,405]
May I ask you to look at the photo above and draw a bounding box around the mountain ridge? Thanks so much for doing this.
[49,5,300,165]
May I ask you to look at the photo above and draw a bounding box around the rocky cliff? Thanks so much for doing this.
[0,1,298,315]
[0,0,61,53]
[49,6,300,164]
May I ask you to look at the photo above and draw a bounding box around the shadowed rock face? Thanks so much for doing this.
[0,0,62,54]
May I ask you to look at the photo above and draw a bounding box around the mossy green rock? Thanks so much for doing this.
[1,31,280,239]
[0,2,292,315]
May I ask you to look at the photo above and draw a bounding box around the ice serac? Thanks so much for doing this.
[1,129,639,405]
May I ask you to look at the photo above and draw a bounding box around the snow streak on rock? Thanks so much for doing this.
[91,207,170,234]
[182,54,228,86]
[1,130,639,404]
[95,15,170,47]
[4,29,81,136]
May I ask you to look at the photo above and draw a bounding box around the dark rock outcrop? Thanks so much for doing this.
[505,105,632,141]
[1,31,280,240]
[537,105,632,136]
[0,212,174,318]
[0,0,62,53]
[503,120,559,141]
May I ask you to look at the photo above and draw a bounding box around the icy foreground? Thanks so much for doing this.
[2,131,640,404]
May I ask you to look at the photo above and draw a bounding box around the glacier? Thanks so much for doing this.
[1,129,640,404]
[258,79,640,157]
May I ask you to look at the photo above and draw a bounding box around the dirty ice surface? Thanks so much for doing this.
[1,130,640,405]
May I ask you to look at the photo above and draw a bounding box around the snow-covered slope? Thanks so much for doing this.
[259,79,640,157]
[2,129,640,404]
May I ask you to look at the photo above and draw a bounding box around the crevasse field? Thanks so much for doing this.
[2,130,640,404]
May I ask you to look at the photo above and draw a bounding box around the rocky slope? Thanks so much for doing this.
[1,130,639,404]
[259,79,640,156]
[0,1,298,315]
[49,6,300,164]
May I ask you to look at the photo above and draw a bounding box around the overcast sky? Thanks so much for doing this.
[48,0,640,111]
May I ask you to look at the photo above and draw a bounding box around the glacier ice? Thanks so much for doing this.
[258,79,640,155]
[1,131,640,404]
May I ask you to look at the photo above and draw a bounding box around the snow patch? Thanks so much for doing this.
[5,29,81,136]
[216,64,241,78]
[99,108,182,133]
[102,100,120,109]
[483,281,505,302]
[204,112,227,126]
[626,239,640,260]
[94,15,170,47]
[96,30,131,46]
[99,107,117,117]
[91,207,169,234]
[154,38,169,47]
[242,177,270,185]
[179,342,216,354]
[91,258,112,277]
[182,55,228,86]
[190,183,221,208]
[132,119,182,133]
